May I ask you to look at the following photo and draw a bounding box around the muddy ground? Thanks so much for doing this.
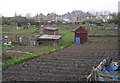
[2,46,48,62]
[2,39,118,82]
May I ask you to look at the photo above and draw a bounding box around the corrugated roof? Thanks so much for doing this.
[39,35,62,40]
[44,27,58,30]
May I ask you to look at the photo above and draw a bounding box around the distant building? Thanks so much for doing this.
[95,15,112,22]
[46,13,58,22]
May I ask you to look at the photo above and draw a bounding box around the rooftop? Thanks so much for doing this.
[39,35,62,40]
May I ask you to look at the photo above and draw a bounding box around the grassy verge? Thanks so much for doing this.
[89,34,120,37]
[88,39,119,44]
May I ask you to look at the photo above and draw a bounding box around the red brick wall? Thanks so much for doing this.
[43,29,59,35]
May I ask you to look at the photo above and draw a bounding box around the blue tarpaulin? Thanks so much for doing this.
[112,78,119,81]
[106,66,119,72]
[98,66,119,81]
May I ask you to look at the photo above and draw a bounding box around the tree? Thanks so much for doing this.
[2,16,35,26]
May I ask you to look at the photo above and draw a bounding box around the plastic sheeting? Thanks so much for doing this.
[98,66,119,81]
[106,66,119,72]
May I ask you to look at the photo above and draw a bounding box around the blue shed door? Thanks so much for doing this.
[76,37,80,45]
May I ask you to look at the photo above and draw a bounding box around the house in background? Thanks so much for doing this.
[95,15,113,22]
[74,26,88,45]
[38,27,62,45]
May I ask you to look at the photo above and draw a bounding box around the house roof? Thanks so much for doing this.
[44,27,58,30]
[39,35,62,40]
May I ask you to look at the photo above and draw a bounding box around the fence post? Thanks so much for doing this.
[87,74,91,82]
[93,66,97,82]
[105,57,112,68]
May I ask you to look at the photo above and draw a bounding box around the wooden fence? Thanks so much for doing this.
[87,58,119,82]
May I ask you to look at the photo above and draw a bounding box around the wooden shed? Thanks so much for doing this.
[74,26,88,44]
[38,35,62,45]
[38,27,62,45]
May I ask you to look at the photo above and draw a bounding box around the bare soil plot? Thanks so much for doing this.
[2,46,47,62]
[7,46,46,53]
[2,41,118,81]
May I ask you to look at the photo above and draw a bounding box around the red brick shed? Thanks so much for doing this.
[74,26,88,44]
[43,27,59,35]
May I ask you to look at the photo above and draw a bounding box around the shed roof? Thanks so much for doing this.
[75,26,88,33]
[39,35,62,40]
[44,27,58,30]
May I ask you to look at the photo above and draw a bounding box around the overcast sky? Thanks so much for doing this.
[0,0,119,17]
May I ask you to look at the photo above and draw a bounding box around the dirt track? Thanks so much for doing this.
[2,43,118,81]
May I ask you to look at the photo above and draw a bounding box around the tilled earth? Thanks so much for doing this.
[2,43,118,82]
[2,46,48,62]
